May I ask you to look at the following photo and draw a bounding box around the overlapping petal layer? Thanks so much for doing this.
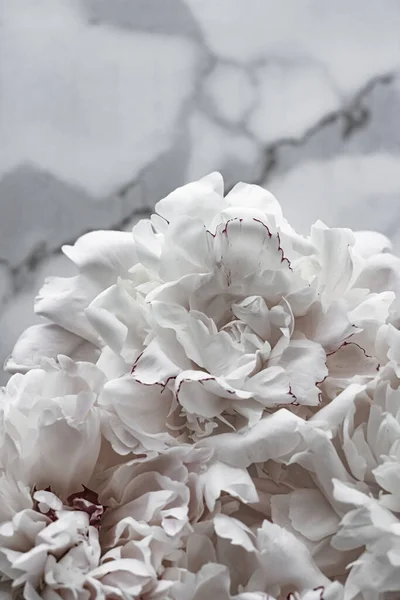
[2,174,400,599]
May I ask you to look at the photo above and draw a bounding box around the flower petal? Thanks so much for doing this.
[311,222,361,307]
[273,336,327,405]
[86,283,146,360]
[5,324,99,374]
[288,489,340,542]
[99,375,176,454]
[213,514,256,552]
[62,230,137,286]
[155,172,225,227]
[212,218,291,288]
[200,461,258,511]
[198,409,304,468]
[35,274,100,343]
[353,230,392,259]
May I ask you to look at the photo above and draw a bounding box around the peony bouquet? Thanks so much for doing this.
[2,173,400,600]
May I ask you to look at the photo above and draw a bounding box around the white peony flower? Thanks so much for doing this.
[3,173,400,598]
[85,173,393,446]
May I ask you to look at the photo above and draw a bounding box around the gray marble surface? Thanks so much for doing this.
[2,0,400,383]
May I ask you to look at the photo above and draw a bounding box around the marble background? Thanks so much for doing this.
[2,0,400,383]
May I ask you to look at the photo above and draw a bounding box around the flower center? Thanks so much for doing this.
[33,485,106,529]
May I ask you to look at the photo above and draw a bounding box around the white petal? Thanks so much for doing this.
[355,253,400,317]
[30,396,101,497]
[99,375,175,454]
[200,461,258,511]
[325,341,379,384]
[353,230,392,258]
[5,324,99,374]
[198,409,304,468]
[290,428,357,511]
[311,222,360,307]
[159,216,211,282]
[212,218,291,288]
[171,563,231,600]
[151,302,253,379]
[255,520,331,591]
[244,366,293,406]
[176,370,253,419]
[226,181,283,218]
[155,172,225,228]
[132,339,181,385]
[62,230,136,285]
[288,489,340,542]
[232,295,271,339]
[273,336,327,405]
[349,291,394,338]
[131,218,163,273]
[214,514,256,552]
[35,274,100,343]
[86,283,145,359]
[310,383,365,433]
[186,534,217,573]
[296,300,356,353]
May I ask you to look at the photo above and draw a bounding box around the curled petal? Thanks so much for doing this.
[199,462,259,511]
[98,375,176,454]
[5,324,99,374]
[176,370,254,419]
[35,275,100,343]
[62,230,137,285]
[311,222,361,308]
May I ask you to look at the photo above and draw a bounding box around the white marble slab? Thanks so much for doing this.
[1,0,400,383]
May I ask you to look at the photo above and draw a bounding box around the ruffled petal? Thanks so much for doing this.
[198,410,304,468]
[86,283,146,361]
[98,375,176,454]
[273,336,327,405]
[35,274,100,343]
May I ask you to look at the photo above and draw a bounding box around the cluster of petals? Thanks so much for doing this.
[3,173,400,599]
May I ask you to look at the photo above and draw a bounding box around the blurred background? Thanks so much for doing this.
[2,0,400,383]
